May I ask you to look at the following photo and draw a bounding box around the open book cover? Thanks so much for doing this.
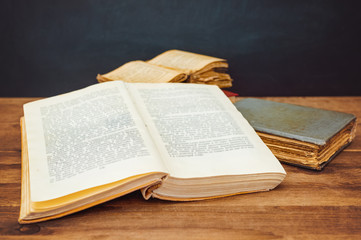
[235,98,357,170]
[19,82,285,224]
[96,49,233,88]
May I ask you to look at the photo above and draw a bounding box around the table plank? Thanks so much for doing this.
[0,98,41,123]
[0,97,360,239]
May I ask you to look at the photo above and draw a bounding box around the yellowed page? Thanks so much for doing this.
[147,50,226,74]
[127,83,286,179]
[98,60,187,83]
[23,81,168,202]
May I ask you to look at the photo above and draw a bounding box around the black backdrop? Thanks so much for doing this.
[1,0,361,97]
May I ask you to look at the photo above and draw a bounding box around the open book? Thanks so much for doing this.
[96,49,233,88]
[19,82,286,223]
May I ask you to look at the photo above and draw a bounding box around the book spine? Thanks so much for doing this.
[141,175,168,200]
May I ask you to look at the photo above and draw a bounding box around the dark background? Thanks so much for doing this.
[1,0,361,97]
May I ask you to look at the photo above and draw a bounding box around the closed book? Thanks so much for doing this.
[235,98,357,170]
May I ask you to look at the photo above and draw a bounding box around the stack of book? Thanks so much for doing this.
[97,50,233,88]
[18,49,357,225]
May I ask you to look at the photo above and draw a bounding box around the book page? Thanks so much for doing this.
[147,50,225,73]
[99,60,186,83]
[24,81,167,202]
[127,83,285,179]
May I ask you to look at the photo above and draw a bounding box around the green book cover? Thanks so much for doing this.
[234,98,356,146]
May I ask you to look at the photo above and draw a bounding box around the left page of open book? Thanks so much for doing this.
[23,81,168,202]
[97,60,187,83]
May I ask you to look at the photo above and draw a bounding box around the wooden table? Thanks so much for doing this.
[1,97,360,239]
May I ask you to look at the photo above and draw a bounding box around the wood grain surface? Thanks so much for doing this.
[0,97,360,239]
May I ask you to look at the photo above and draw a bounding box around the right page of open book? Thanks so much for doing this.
[127,83,285,179]
[147,50,224,73]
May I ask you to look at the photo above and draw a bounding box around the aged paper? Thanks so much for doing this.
[24,81,167,201]
[128,83,285,179]
[98,61,187,83]
[147,50,226,73]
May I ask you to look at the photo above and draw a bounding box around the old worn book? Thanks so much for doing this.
[235,98,357,170]
[96,60,188,84]
[97,50,233,88]
[19,82,285,224]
